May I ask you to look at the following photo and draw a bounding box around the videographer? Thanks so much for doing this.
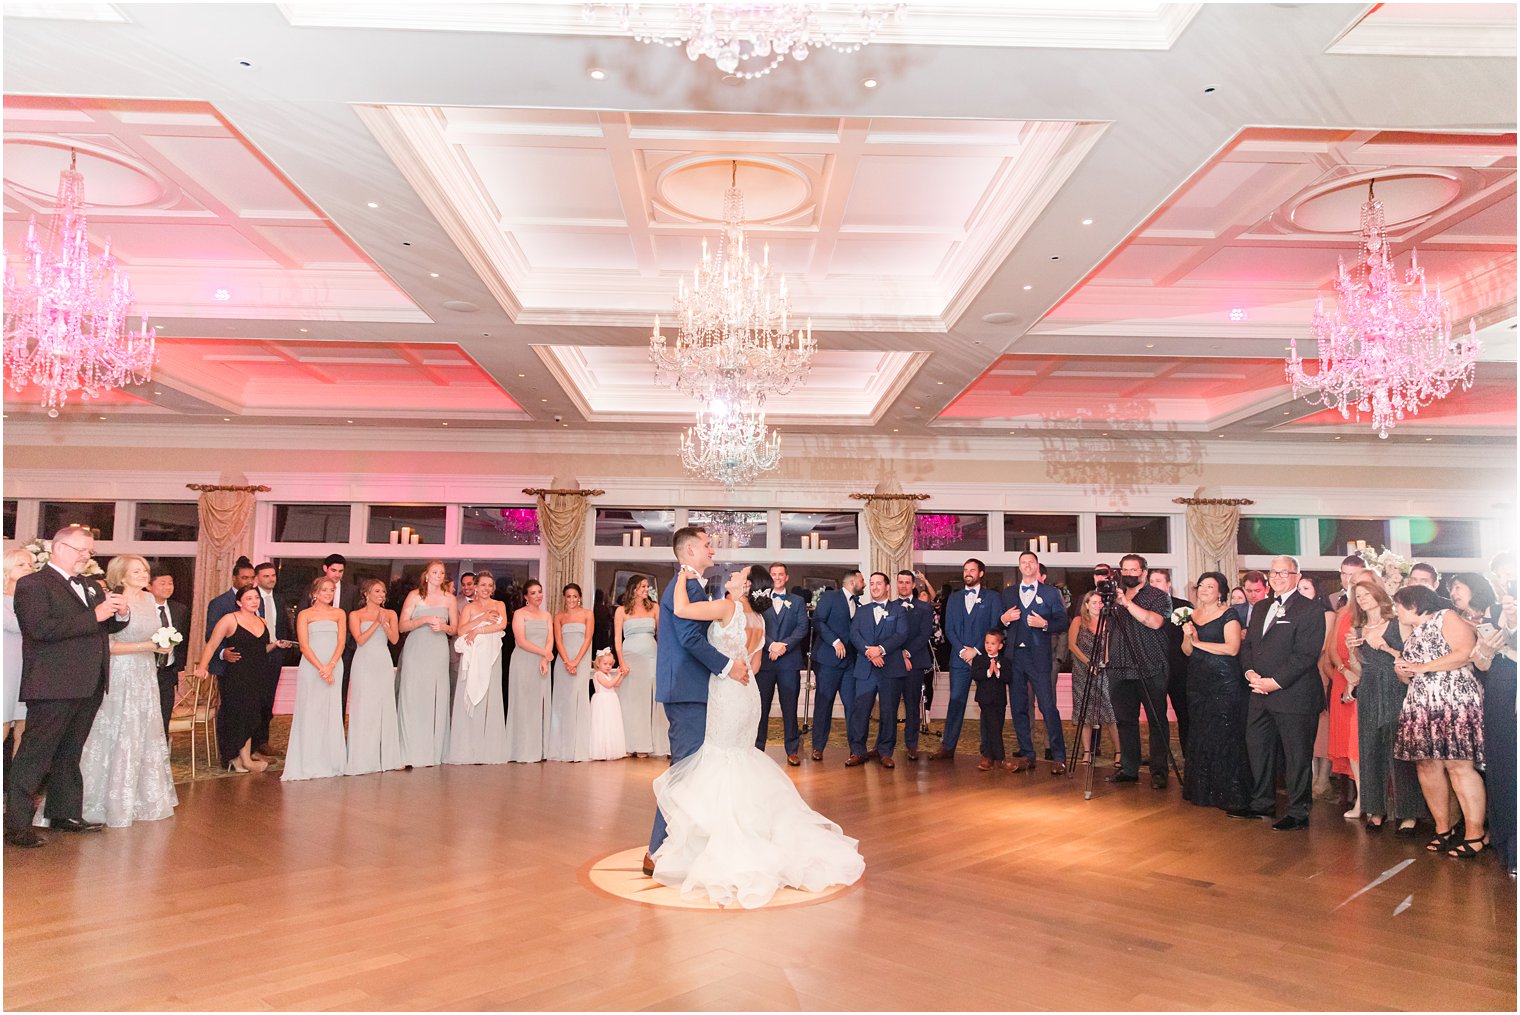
[1103,554,1173,790]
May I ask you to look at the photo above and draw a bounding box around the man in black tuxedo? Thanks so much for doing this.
[1148,569,1193,759]
[6,526,129,847]
[251,561,297,757]
[1231,555,1328,831]
[149,567,189,737]
[755,563,809,766]
[894,570,933,761]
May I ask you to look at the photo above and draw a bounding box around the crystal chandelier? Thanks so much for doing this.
[4,149,156,416]
[914,513,963,550]
[1286,180,1481,439]
[680,401,782,489]
[491,508,540,541]
[690,509,761,547]
[588,3,904,80]
[650,160,815,408]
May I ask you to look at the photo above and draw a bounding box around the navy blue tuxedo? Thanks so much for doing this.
[756,591,808,756]
[940,586,1000,753]
[895,597,934,753]
[998,581,1071,765]
[808,588,859,755]
[848,600,909,757]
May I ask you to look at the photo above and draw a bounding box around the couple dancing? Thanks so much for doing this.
[642,527,864,908]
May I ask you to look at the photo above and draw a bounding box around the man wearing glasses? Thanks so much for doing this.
[1231,555,1327,831]
[1103,554,1174,789]
[6,526,130,847]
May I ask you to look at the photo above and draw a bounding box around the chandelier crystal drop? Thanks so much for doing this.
[689,509,762,547]
[650,160,815,408]
[680,401,782,489]
[1286,180,1481,439]
[588,3,905,80]
[3,149,157,416]
[913,513,963,550]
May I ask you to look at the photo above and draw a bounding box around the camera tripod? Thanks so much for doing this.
[1068,593,1182,799]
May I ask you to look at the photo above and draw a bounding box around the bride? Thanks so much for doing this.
[652,563,864,908]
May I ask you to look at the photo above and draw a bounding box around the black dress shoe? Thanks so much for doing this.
[5,828,44,848]
[641,852,655,876]
[1272,815,1310,832]
[50,817,104,833]
[1226,808,1274,820]
[1107,772,1139,784]
[1150,774,1169,790]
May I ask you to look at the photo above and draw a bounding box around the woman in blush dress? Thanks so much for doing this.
[345,577,403,776]
[283,576,348,782]
[1067,590,1117,765]
[397,560,456,769]
[587,647,627,761]
[504,579,554,762]
[548,583,593,762]
[4,548,33,763]
[196,585,274,774]
[1179,572,1250,811]
[79,554,178,826]
[614,576,660,757]
[445,570,510,765]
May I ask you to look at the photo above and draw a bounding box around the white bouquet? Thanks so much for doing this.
[1170,606,1194,627]
[151,626,184,650]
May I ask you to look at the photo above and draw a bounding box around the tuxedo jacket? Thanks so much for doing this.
[13,567,128,700]
[896,598,934,672]
[996,581,1070,662]
[153,598,190,678]
[849,599,909,692]
[1240,591,1327,715]
[758,592,808,673]
[1161,594,1192,676]
[944,587,999,671]
[810,588,858,672]
[970,652,1010,708]
[654,576,734,705]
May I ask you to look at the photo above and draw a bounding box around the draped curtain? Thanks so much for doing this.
[187,481,266,683]
[1175,488,1251,589]
[528,478,602,599]
[852,488,928,580]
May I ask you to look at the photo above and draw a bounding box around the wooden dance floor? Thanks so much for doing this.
[4,753,1516,1011]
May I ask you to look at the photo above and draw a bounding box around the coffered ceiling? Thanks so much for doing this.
[1,2,1515,450]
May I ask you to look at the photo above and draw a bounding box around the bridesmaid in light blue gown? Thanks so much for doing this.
[345,577,404,776]
[548,583,593,763]
[445,570,511,764]
[283,576,347,782]
[504,579,554,762]
[614,576,660,757]
[397,561,457,769]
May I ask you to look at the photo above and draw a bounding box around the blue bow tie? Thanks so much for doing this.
[1021,584,1034,592]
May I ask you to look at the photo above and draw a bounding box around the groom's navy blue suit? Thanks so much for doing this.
[755,591,808,756]
[998,580,1071,765]
[848,600,909,757]
[649,572,735,856]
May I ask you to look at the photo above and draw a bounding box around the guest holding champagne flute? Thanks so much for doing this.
[283,576,347,782]
[505,579,554,762]
[614,576,660,758]
[445,570,510,764]
[397,561,456,769]
[345,577,403,776]
[548,583,593,763]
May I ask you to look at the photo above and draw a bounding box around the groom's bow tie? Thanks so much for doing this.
[1021,584,1035,593]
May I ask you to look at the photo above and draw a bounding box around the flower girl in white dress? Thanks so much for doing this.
[587,648,626,760]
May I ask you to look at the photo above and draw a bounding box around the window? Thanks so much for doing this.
[594,509,676,548]
[272,557,538,613]
[1408,517,1482,558]
[1317,518,1391,557]
[39,500,115,541]
[1237,517,1300,557]
[460,505,540,545]
[592,561,676,611]
[367,504,446,545]
[689,510,768,551]
[780,511,859,551]
[1096,514,1170,555]
[272,503,350,543]
[1003,513,1080,555]
[2,500,15,541]
[135,502,199,542]
[913,512,988,552]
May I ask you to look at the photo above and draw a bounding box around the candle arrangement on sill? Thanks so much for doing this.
[798,532,831,551]
[621,530,654,547]
[1025,536,1060,554]
[389,527,423,544]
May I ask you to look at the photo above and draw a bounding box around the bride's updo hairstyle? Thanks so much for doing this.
[743,564,772,612]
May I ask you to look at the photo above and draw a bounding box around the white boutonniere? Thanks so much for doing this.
[901,601,914,610]
[779,597,792,610]
[1034,597,1044,606]
[151,626,184,649]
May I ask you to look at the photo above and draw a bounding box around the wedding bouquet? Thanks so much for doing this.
[1170,606,1194,627]
[1359,546,1411,582]
[151,626,184,650]
[21,536,104,577]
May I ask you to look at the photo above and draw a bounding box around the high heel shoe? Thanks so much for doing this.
[1426,822,1463,852]
[1447,836,1487,859]
[226,761,250,774]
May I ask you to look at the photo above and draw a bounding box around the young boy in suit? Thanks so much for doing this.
[972,628,1009,771]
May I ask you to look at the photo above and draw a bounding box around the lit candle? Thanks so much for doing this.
[1029,538,1039,552]
[1050,542,1059,554]
[820,539,829,551]
[652,315,661,339]
[399,526,411,543]
[1346,541,1356,555]
[622,532,633,547]
[410,533,420,544]
[642,536,652,547]
[1039,535,1049,554]
[801,537,810,550]
[389,530,399,544]
[1357,539,1368,550]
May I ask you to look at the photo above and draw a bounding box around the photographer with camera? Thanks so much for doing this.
[1103,554,1174,790]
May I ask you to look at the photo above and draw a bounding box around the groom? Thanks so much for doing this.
[645,526,749,876]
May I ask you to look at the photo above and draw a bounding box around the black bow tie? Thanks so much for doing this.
[68,575,90,588]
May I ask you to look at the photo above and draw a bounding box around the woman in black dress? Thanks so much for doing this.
[1344,572,1424,833]
[195,586,272,773]
[1180,571,1250,810]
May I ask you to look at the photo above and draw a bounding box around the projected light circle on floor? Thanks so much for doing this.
[584,846,857,910]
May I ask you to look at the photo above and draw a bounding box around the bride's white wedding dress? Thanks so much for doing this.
[652,603,865,908]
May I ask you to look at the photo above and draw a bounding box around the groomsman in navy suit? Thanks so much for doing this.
[756,562,808,766]
[998,551,1071,773]
[808,569,863,762]
[847,572,908,767]
[895,570,934,760]
[931,558,999,760]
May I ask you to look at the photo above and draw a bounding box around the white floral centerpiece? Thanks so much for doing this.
[21,536,104,578]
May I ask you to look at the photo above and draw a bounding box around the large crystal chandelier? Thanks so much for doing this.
[690,509,761,547]
[588,3,905,80]
[650,161,815,408]
[1286,180,1481,439]
[680,401,782,489]
[4,149,156,416]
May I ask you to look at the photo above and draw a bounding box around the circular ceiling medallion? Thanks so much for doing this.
[655,155,812,224]
[2,137,173,209]
[1286,169,1464,234]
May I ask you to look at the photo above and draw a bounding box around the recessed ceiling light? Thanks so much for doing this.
[1081,218,1093,226]
[98,415,106,421]
[1283,410,1291,415]
[346,419,354,424]
[518,373,526,378]
[222,417,231,422]
[862,77,878,88]
[892,428,899,433]
[913,405,921,410]
[589,67,607,80]
[1022,284,1033,291]
[540,398,548,402]
[441,422,449,426]
[429,272,439,278]
[1425,437,1434,441]
[367,201,380,209]
[982,312,1017,325]
[562,423,569,427]
[1229,307,1247,321]
[153,390,162,395]
[936,380,944,385]
[1145,343,1155,349]
[1008,430,1017,435]
[298,327,308,333]
[1101,432,1109,437]
[1334,436,1342,440]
